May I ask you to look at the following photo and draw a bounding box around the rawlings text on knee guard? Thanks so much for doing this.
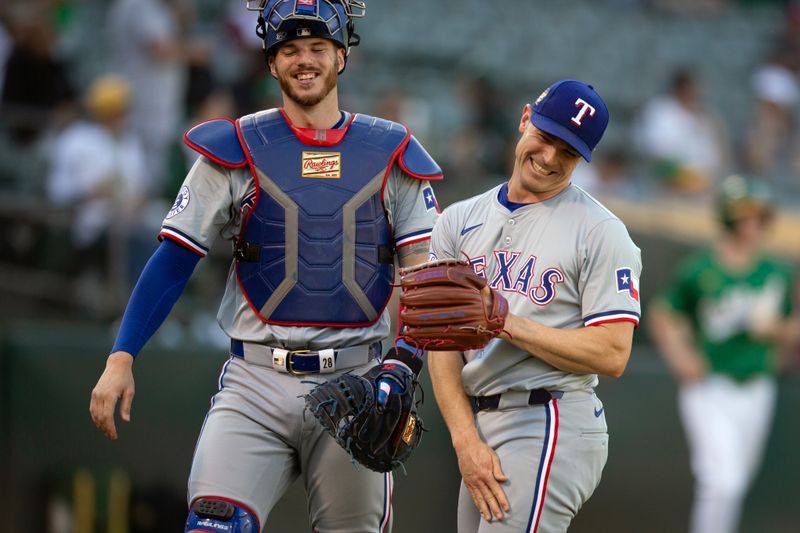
[185,497,259,533]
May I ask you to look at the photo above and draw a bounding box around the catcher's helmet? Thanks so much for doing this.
[246,0,365,64]
[717,174,774,230]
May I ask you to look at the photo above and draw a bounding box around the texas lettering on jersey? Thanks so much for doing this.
[467,250,565,306]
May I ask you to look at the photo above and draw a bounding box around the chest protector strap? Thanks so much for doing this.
[234,109,408,327]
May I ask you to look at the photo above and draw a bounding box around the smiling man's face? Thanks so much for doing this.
[269,37,344,107]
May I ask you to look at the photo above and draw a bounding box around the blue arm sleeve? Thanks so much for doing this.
[111,239,202,357]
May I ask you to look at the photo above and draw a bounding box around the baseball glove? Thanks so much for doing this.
[304,359,424,472]
[399,259,509,351]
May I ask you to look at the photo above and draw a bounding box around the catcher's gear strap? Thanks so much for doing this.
[230,340,381,373]
[111,240,200,358]
[398,135,443,180]
[185,497,259,533]
[384,344,423,376]
[184,119,247,168]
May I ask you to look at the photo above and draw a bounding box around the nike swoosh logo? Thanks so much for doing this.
[460,223,483,236]
[594,406,604,417]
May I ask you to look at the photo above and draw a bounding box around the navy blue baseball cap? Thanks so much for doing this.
[530,80,609,162]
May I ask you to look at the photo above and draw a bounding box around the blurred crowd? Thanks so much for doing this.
[1,0,800,322]
[1,2,799,532]
[0,0,275,323]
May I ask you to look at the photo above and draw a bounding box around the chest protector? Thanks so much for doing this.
[235,110,408,327]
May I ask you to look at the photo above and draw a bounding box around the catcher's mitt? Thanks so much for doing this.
[399,259,509,351]
[304,361,424,472]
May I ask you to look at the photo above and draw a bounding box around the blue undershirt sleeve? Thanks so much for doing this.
[111,239,202,357]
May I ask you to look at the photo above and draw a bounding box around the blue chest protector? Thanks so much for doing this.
[192,111,415,326]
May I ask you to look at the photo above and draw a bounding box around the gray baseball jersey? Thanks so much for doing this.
[431,182,641,532]
[429,182,641,396]
[161,156,439,349]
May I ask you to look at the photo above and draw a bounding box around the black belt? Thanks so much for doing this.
[474,389,564,411]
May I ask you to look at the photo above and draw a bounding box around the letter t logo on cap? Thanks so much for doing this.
[529,79,609,161]
[571,98,596,127]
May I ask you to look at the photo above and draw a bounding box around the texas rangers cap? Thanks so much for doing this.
[530,79,609,162]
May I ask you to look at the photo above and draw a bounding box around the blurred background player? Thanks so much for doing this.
[649,174,799,533]
[89,0,442,531]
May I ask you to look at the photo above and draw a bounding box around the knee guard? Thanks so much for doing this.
[185,497,260,533]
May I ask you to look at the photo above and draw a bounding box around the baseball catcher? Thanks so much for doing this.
[304,347,425,472]
[91,0,445,529]
[398,259,510,351]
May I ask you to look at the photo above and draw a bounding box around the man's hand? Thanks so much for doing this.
[89,351,135,440]
[649,303,708,385]
[454,435,510,522]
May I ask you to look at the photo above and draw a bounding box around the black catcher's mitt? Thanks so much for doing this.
[304,350,424,472]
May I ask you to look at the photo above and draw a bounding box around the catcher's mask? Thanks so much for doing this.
[246,0,365,70]
[717,174,774,231]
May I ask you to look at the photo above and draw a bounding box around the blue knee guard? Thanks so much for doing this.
[185,497,259,533]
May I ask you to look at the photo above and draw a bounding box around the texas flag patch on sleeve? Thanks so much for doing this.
[616,267,639,301]
[422,186,439,212]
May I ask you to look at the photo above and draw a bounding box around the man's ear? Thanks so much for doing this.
[519,104,532,134]
[336,48,346,74]
[267,55,278,79]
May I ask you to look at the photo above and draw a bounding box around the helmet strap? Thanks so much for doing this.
[348,31,360,52]
[256,13,271,64]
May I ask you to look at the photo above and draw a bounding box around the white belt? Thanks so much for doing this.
[231,340,381,374]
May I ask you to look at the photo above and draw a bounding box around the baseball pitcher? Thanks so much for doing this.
[405,80,642,532]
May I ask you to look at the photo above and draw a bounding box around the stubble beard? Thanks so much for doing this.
[277,65,338,107]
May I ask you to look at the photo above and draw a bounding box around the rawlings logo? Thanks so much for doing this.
[415,271,445,281]
[419,311,466,320]
[402,415,417,445]
[197,519,230,531]
[302,152,341,178]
